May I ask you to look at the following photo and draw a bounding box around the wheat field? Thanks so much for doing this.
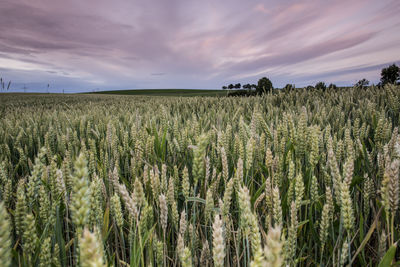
[0,85,399,266]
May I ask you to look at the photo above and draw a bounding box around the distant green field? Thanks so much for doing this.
[92,89,227,97]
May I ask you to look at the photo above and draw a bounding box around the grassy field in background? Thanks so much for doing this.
[0,89,227,97]
[91,89,227,96]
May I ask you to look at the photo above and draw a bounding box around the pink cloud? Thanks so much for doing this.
[254,4,270,14]
[0,0,399,91]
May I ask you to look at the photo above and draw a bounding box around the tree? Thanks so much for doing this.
[315,82,326,91]
[328,83,337,90]
[380,64,399,85]
[284,84,294,91]
[257,77,273,94]
[355,79,369,89]
[228,84,234,90]
[222,86,227,90]
[234,83,241,89]
[242,83,251,90]
[251,84,257,90]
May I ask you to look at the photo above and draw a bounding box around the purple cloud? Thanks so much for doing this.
[0,0,399,92]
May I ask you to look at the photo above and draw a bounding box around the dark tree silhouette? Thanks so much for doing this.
[234,83,241,89]
[242,83,251,90]
[355,79,369,89]
[284,84,294,91]
[328,83,337,90]
[380,64,400,85]
[257,77,273,94]
[315,82,326,91]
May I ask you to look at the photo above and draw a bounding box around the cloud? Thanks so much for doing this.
[223,31,377,75]
[0,0,399,91]
[254,4,270,14]
[292,61,400,85]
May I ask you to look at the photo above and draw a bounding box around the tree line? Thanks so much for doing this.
[222,63,400,96]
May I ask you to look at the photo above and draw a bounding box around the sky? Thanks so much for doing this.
[0,0,400,92]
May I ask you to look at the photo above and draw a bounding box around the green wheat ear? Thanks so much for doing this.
[70,152,91,230]
[264,226,284,267]
[212,214,225,267]
[0,202,11,267]
[0,83,399,266]
[22,213,38,259]
[80,228,106,267]
[39,237,51,267]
